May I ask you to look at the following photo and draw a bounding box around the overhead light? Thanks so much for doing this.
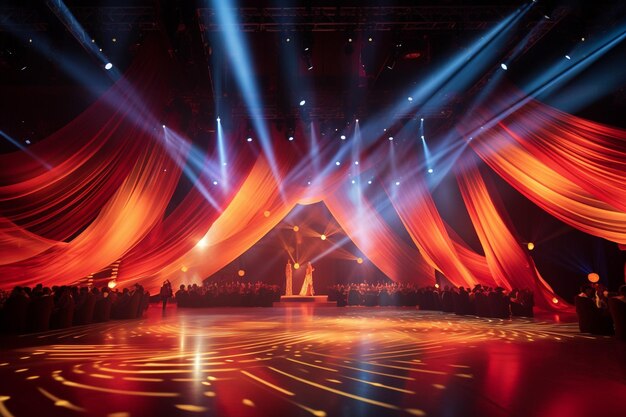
[408,96,413,102]
[368,37,373,42]
[212,180,218,185]
[354,161,359,165]
[395,181,400,186]
[104,62,113,70]
[335,161,341,166]
[216,116,221,122]
[367,180,372,184]
[286,37,291,42]
[247,137,252,142]
[112,38,117,42]
[288,136,294,141]
[500,63,508,70]
[340,135,346,140]
[299,99,306,106]
[351,180,356,184]
[162,124,166,128]
[427,168,433,174]
[565,55,571,60]
[388,136,394,141]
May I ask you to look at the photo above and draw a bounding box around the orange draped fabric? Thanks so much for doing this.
[456,158,570,310]
[0,41,172,241]
[0,139,184,288]
[324,186,434,285]
[387,174,484,289]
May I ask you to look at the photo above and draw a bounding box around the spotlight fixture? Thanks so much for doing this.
[335,161,341,166]
[368,37,373,42]
[367,180,372,184]
[500,63,508,70]
[527,242,535,251]
[351,180,356,184]
[565,55,571,60]
[420,118,424,122]
[286,37,291,43]
[395,181,400,186]
[388,136,394,141]
[299,99,306,106]
[216,116,221,122]
[104,62,113,70]
[354,161,359,165]
[112,38,117,42]
[408,96,413,102]
[247,137,252,142]
[320,234,327,241]
[162,124,166,128]
[427,168,433,174]
[340,135,346,140]
[356,257,363,264]
[293,226,300,232]
[212,180,218,185]
[288,136,294,141]
[25,139,31,145]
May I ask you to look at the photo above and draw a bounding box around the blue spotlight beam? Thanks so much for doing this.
[0,130,52,170]
[45,0,118,76]
[216,118,229,189]
[208,0,282,190]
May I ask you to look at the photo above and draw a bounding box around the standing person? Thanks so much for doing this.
[299,262,315,296]
[285,260,293,296]
[160,280,173,310]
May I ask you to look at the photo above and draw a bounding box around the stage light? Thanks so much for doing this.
[581,37,585,42]
[421,135,425,139]
[104,62,113,70]
[108,280,117,289]
[91,38,95,43]
[527,242,535,251]
[264,210,271,217]
[212,180,218,185]
[238,269,245,277]
[286,37,291,43]
[288,136,294,141]
[181,266,188,272]
[552,297,559,304]
[99,48,103,52]
[434,283,440,289]
[321,234,327,241]
[162,124,166,129]
[356,119,359,123]
[25,139,31,145]
[368,37,373,42]
[356,257,363,264]
[299,99,306,106]
[427,168,434,174]
[388,136,394,141]
[307,181,311,185]
[197,237,208,248]
[395,181,400,186]
[354,161,359,165]
[340,135,346,140]
[335,161,341,166]
[351,180,356,184]
[293,225,299,232]
[247,137,252,142]
[222,162,227,166]
[565,55,571,60]
[500,63,508,70]
[293,263,300,270]
[587,272,600,283]
[367,180,372,184]
[420,118,424,122]
[216,117,221,122]
[28,38,32,43]
[112,38,117,42]
[408,96,413,102]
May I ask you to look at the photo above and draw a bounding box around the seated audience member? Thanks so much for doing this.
[575,284,613,335]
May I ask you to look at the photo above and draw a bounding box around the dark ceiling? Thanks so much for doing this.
[1,0,625,149]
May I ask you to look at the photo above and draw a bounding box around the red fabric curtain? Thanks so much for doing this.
[324,186,434,285]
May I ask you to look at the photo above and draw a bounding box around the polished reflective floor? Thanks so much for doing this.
[1,306,624,417]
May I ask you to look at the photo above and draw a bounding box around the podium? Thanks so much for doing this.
[273,295,337,307]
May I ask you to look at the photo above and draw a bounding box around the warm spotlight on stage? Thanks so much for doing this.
[107,280,117,289]
[587,272,600,283]
[527,242,535,251]
[238,269,246,277]
[552,297,559,304]
[293,262,300,269]
[356,257,363,264]
[293,225,299,232]
[320,234,327,241]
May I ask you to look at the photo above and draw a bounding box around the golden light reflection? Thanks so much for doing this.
[4,309,588,417]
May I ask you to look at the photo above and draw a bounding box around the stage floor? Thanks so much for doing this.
[0,306,624,417]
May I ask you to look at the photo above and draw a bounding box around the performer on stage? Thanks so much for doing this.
[285,260,293,296]
[299,262,315,296]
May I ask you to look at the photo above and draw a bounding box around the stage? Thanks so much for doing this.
[0,306,624,417]
[273,295,337,307]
